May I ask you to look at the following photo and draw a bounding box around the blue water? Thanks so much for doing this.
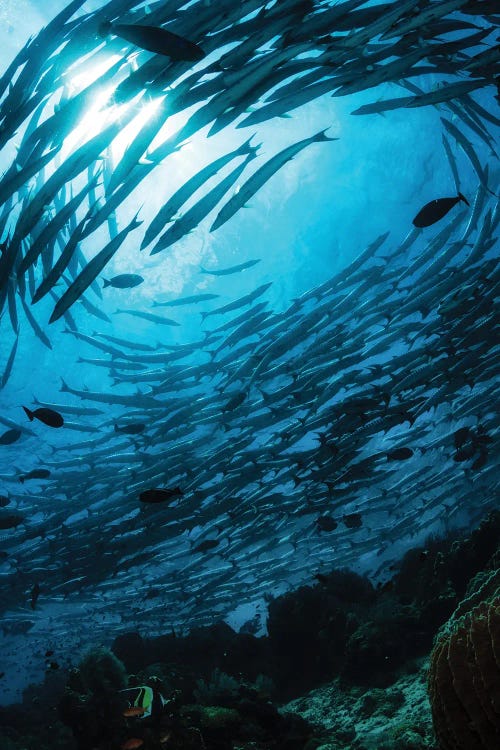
[0,0,498,704]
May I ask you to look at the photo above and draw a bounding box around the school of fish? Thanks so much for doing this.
[0,0,498,650]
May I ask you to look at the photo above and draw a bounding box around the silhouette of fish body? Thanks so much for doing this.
[413,192,469,227]
[100,21,205,61]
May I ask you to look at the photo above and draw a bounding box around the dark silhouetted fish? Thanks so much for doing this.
[315,515,338,532]
[23,406,64,428]
[200,259,261,276]
[454,426,471,449]
[139,488,183,503]
[0,428,21,445]
[49,213,142,323]
[103,274,144,289]
[19,469,51,483]
[0,511,24,529]
[115,423,146,435]
[343,513,363,529]
[412,193,469,227]
[386,447,413,461]
[153,293,220,307]
[192,539,220,554]
[99,21,206,61]
[30,583,40,610]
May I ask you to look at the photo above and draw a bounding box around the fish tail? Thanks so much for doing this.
[238,134,261,156]
[103,278,111,288]
[60,378,69,392]
[22,406,33,421]
[458,191,470,206]
[314,128,338,142]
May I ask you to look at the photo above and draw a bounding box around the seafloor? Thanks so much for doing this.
[0,512,498,750]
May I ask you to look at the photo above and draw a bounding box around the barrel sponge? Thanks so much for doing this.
[428,585,500,750]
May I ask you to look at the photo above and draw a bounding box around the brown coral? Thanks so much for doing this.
[428,596,500,749]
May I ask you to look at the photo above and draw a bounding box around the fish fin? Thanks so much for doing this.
[103,278,111,288]
[60,378,69,392]
[458,191,470,206]
[22,406,33,421]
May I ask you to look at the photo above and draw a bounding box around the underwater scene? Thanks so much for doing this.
[0,0,499,748]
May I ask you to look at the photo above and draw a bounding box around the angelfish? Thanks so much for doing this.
[412,193,469,227]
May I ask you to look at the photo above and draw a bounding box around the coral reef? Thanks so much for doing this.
[284,657,437,750]
[428,572,500,750]
[0,513,498,750]
[77,647,129,694]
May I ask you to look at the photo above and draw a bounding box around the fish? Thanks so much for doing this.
[386,447,414,461]
[201,282,272,320]
[103,274,144,289]
[19,296,52,349]
[31,398,104,417]
[16,176,99,278]
[114,309,180,326]
[1,333,19,389]
[121,739,144,750]
[192,539,220,554]
[0,428,21,445]
[343,513,362,529]
[153,294,220,308]
[141,137,260,250]
[150,152,258,255]
[139,488,183,504]
[31,211,93,305]
[0,511,24,529]
[23,406,64,428]
[49,213,142,323]
[99,21,206,62]
[315,515,338,532]
[200,259,261,276]
[19,469,51,483]
[115,423,146,435]
[123,707,147,718]
[454,427,471,449]
[210,129,338,232]
[30,583,40,610]
[412,193,469,227]
[0,495,10,507]
[0,0,498,656]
